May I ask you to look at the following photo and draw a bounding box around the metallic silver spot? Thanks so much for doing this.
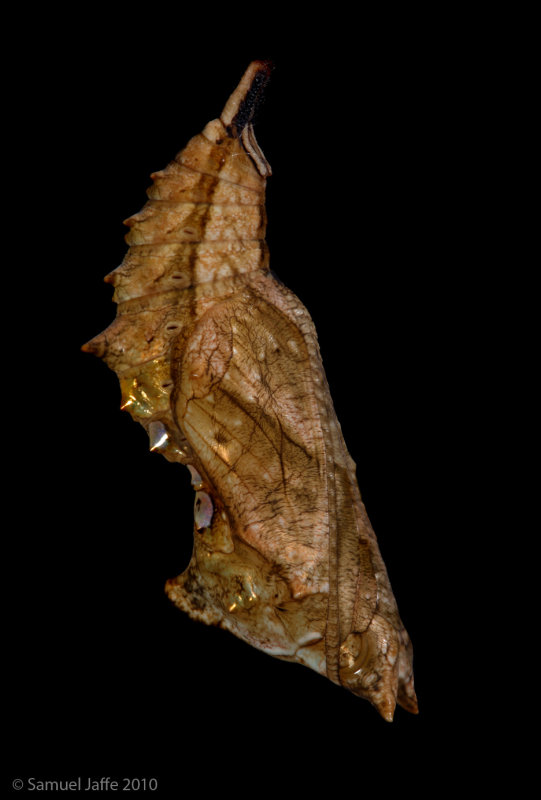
[194,491,213,531]
[148,421,169,451]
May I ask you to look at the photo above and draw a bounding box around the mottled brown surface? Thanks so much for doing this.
[83,61,417,721]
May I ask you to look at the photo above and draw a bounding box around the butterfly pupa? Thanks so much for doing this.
[83,61,418,721]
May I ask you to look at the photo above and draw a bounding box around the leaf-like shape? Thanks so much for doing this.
[83,61,417,721]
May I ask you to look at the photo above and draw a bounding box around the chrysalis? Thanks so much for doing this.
[83,61,417,721]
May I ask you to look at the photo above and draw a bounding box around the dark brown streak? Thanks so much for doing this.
[188,396,271,476]
[182,415,261,505]
[219,386,285,463]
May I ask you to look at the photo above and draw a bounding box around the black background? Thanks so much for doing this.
[4,11,506,796]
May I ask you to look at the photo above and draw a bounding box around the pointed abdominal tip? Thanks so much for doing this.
[220,60,274,135]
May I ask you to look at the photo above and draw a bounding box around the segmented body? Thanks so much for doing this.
[83,62,417,720]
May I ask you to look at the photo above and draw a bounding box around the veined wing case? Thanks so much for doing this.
[83,61,417,721]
